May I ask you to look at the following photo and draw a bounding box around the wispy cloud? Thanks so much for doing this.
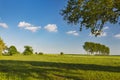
[18,21,41,32]
[44,24,58,32]
[114,34,120,39]
[103,26,109,30]
[25,26,40,32]
[66,30,79,36]
[0,23,8,28]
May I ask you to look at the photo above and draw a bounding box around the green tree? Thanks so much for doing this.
[0,38,6,56]
[61,0,120,36]
[83,42,93,54]
[38,52,44,55]
[7,45,19,55]
[83,42,110,55]
[105,47,110,55]
[23,46,33,55]
[83,42,88,54]
[60,52,64,55]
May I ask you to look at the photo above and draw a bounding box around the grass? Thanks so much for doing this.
[0,54,120,80]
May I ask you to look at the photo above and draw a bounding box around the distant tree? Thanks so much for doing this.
[35,52,38,54]
[61,0,120,36]
[83,42,89,54]
[60,52,64,55]
[106,47,110,55]
[96,43,101,54]
[7,45,19,55]
[83,42,110,55]
[38,52,44,55]
[0,38,7,56]
[23,46,33,55]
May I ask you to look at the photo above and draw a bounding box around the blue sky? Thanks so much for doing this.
[0,0,120,55]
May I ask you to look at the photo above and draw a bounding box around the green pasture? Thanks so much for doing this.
[0,54,120,80]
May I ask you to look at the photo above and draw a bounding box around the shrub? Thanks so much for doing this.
[38,52,44,55]
[35,52,38,54]
[60,52,64,55]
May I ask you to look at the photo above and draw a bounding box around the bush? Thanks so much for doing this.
[2,52,12,56]
[60,52,64,55]
[35,52,38,54]
[38,52,44,55]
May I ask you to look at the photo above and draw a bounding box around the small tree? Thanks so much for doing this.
[60,52,64,55]
[7,45,19,55]
[23,46,33,55]
[38,52,44,55]
[35,52,38,54]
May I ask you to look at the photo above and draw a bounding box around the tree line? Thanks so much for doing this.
[3,45,44,56]
[0,38,62,56]
[0,38,110,56]
[83,42,110,55]
[0,38,43,56]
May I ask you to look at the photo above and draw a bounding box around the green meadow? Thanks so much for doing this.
[0,54,120,80]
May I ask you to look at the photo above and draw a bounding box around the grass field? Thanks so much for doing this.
[0,54,120,80]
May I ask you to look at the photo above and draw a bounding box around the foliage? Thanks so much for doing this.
[83,42,110,55]
[7,45,19,56]
[0,38,7,56]
[23,46,33,55]
[0,55,120,80]
[61,0,120,36]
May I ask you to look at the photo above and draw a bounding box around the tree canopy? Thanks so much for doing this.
[61,0,120,36]
[23,46,33,55]
[83,42,110,55]
[7,45,19,55]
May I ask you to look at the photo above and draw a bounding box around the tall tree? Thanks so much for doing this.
[23,46,33,55]
[83,42,89,54]
[61,0,120,36]
[105,47,110,55]
[0,38,6,56]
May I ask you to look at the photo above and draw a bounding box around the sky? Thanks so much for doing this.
[0,0,120,55]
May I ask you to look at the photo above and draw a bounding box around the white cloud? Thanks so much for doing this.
[0,23,8,28]
[25,26,40,32]
[73,33,79,36]
[44,24,58,32]
[114,34,120,39]
[103,26,109,30]
[66,31,76,34]
[18,21,40,32]
[18,21,31,28]
[66,30,79,36]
